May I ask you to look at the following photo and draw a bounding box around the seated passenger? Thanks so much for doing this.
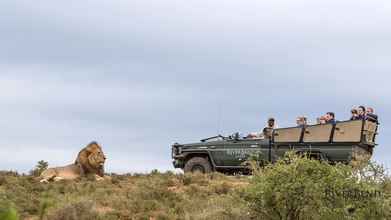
[350,108,360,120]
[325,112,336,124]
[317,116,327,125]
[263,117,277,138]
[247,131,263,139]
[366,107,378,123]
[296,116,307,127]
[357,106,366,120]
[247,117,277,139]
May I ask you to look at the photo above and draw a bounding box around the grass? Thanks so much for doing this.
[0,171,251,220]
[1,156,390,220]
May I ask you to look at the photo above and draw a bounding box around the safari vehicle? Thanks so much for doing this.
[171,119,379,174]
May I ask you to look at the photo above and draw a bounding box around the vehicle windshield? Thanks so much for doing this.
[201,132,247,142]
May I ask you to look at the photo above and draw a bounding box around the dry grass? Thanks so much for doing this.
[2,156,390,220]
[0,171,251,220]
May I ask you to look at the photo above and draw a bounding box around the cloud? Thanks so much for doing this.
[0,0,390,173]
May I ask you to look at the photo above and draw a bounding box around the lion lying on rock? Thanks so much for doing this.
[40,142,107,183]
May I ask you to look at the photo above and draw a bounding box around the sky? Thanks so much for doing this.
[0,0,390,173]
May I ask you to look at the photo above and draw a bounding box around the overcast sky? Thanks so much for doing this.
[0,0,390,173]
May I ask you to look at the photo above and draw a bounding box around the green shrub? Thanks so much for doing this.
[30,160,49,177]
[0,202,19,220]
[245,152,390,220]
[1,159,389,220]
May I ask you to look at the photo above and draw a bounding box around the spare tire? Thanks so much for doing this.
[184,157,212,174]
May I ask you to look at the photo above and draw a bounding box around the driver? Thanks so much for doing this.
[263,118,276,138]
[248,117,277,139]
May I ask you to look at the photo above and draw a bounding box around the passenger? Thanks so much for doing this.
[261,118,277,139]
[366,107,378,123]
[325,112,336,124]
[296,116,307,127]
[350,109,360,120]
[246,133,257,139]
[317,116,327,125]
[247,117,277,139]
[357,106,366,120]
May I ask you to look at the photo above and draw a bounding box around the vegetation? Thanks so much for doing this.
[29,161,49,177]
[245,152,390,219]
[0,154,390,220]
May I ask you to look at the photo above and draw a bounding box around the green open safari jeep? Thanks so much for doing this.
[171,119,378,174]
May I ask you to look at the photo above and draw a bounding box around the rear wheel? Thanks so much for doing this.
[184,157,212,174]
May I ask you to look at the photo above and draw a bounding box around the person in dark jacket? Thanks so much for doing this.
[350,109,360,120]
[357,106,366,120]
[325,112,336,124]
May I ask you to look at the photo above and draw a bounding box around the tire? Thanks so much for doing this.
[184,157,212,174]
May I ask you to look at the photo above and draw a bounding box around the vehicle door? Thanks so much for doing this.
[210,139,263,167]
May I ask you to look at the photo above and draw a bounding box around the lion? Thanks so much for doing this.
[39,164,83,182]
[75,141,106,177]
[40,141,107,183]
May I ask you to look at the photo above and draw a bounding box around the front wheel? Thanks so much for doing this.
[184,157,212,174]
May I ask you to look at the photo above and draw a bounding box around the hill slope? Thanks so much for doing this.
[1,156,390,220]
[0,171,251,220]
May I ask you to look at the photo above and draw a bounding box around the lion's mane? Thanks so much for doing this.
[75,141,106,177]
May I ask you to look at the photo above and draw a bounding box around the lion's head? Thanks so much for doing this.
[75,142,106,177]
[88,147,106,168]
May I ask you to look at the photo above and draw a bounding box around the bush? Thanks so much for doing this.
[30,160,49,177]
[1,158,390,220]
[245,152,391,220]
[45,201,100,220]
[0,202,19,220]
